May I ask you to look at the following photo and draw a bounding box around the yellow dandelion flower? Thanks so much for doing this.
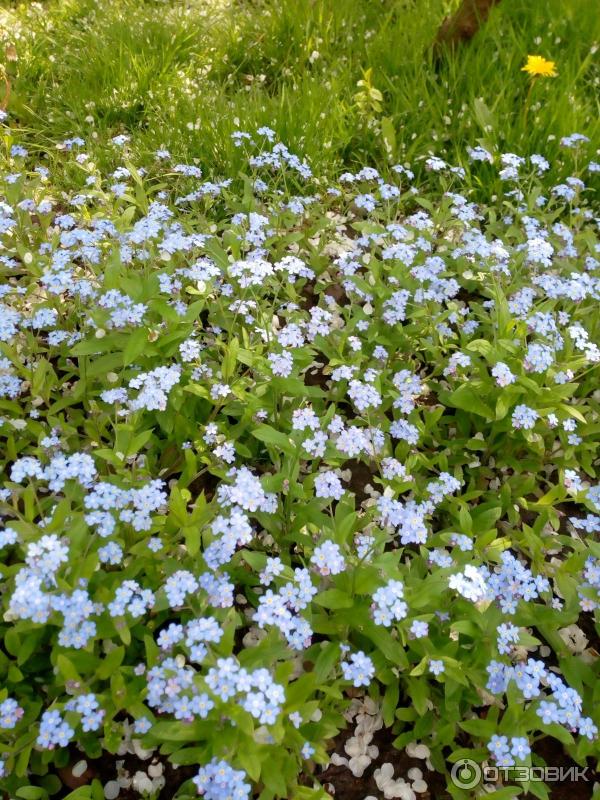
[522,55,557,78]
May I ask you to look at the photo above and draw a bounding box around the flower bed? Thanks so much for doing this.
[0,126,598,799]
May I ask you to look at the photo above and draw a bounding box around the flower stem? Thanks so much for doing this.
[523,77,537,126]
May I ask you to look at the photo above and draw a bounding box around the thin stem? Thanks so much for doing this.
[523,78,537,127]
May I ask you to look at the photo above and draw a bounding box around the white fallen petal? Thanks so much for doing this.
[558,624,589,654]
[374,762,395,789]
[384,781,406,800]
[242,628,266,648]
[103,781,120,800]
[372,714,384,731]
[363,697,379,715]
[72,760,87,779]
[330,753,348,767]
[253,725,273,744]
[366,744,379,760]
[383,779,416,800]
[148,762,163,778]
[356,717,376,736]
[405,742,430,760]
[349,754,372,777]
[132,739,154,760]
[356,729,374,745]
[411,779,428,793]
[132,771,153,795]
[396,783,416,800]
[345,736,367,757]
[407,767,422,781]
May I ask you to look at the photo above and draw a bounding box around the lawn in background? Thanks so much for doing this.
[1,0,598,183]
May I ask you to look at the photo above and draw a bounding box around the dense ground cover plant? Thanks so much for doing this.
[0,118,598,800]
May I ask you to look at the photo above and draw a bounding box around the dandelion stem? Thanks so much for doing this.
[523,77,537,127]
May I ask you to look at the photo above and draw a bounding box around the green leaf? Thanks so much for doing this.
[381,117,396,161]
[63,788,95,800]
[4,628,20,656]
[150,720,211,742]
[481,788,521,800]
[473,97,496,132]
[363,622,408,668]
[251,425,295,455]
[238,746,262,782]
[16,789,48,800]
[261,758,288,796]
[122,326,149,366]
[382,681,399,726]
[465,339,493,357]
[183,525,201,555]
[222,336,239,381]
[312,642,340,684]
[314,589,353,609]
[443,384,493,419]
[405,678,429,716]
[294,787,331,799]
[459,718,497,737]
[56,654,82,683]
[96,646,125,679]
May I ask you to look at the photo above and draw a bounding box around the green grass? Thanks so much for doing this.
[1,0,599,181]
